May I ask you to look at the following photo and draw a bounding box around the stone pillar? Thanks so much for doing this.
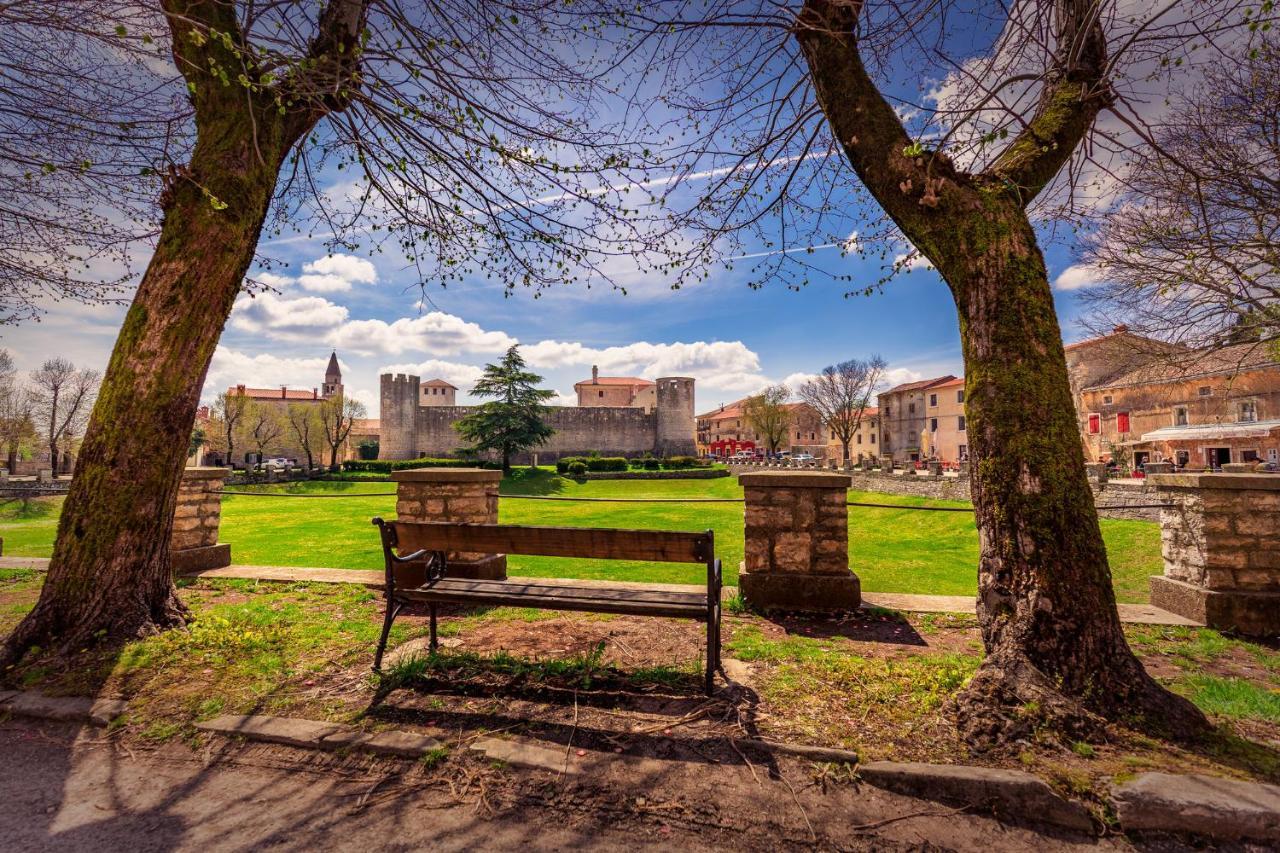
[903,460,916,476]
[928,460,942,477]
[171,467,232,574]
[1149,473,1280,636]
[958,460,969,476]
[1085,462,1108,484]
[880,456,894,473]
[392,468,506,579]
[37,469,53,483]
[738,470,860,611]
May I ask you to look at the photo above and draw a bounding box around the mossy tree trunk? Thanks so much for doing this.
[1,0,366,669]
[795,0,1207,745]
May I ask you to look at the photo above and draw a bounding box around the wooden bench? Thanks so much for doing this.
[371,518,723,694]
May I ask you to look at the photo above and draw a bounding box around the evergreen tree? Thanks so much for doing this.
[455,347,555,473]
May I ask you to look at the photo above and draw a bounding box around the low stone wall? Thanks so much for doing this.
[845,470,971,502]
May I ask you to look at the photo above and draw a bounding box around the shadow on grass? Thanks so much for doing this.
[498,468,567,497]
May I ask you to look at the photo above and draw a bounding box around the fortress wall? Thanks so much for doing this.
[412,405,659,461]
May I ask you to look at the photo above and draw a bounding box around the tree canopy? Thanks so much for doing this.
[455,346,555,473]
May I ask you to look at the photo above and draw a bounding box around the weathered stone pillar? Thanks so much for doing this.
[1085,462,1108,484]
[37,468,53,483]
[392,468,506,579]
[738,470,860,611]
[171,467,232,574]
[928,460,942,477]
[1149,473,1280,635]
[880,456,894,473]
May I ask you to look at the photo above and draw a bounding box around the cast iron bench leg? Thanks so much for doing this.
[429,603,438,652]
[373,599,402,673]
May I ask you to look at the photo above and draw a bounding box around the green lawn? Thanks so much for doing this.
[0,470,1162,601]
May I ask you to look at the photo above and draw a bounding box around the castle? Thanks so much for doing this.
[378,369,696,462]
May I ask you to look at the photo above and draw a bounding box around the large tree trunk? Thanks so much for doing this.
[935,198,1207,747]
[1,109,296,670]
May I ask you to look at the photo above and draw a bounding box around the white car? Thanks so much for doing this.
[263,457,294,470]
[732,450,755,459]
[792,453,816,463]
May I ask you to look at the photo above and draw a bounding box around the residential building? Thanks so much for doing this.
[696,398,830,457]
[924,377,968,463]
[825,407,880,463]
[574,365,657,411]
[877,375,958,464]
[1079,342,1280,469]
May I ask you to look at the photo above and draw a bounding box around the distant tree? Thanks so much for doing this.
[286,403,323,470]
[245,402,285,469]
[455,346,555,474]
[742,385,792,454]
[28,358,98,473]
[211,392,249,470]
[188,426,206,460]
[319,395,366,470]
[1081,39,1280,357]
[799,357,887,464]
[0,350,35,473]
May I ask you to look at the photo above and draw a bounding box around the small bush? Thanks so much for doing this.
[586,456,628,472]
[555,456,587,474]
[567,461,588,477]
[642,457,661,470]
[663,455,704,469]
[356,440,380,460]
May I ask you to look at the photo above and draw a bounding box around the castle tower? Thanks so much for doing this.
[379,373,420,459]
[655,377,696,457]
[322,351,343,399]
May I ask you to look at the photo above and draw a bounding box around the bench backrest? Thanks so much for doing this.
[390,520,714,564]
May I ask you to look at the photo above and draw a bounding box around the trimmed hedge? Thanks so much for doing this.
[555,456,629,473]
[553,454,711,473]
[566,461,588,477]
[342,457,499,473]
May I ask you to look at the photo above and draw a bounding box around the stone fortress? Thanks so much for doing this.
[378,367,696,462]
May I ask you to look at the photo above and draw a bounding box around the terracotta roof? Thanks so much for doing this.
[882,375,957,395]
[422,378,458,389]
[228,386,322,401]
[351,418,380,432]
[930,377,965,389]
[1084,342,1280,391]
[574,376,655,388]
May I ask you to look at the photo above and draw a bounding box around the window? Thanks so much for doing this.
[1174,406,1188,426]
[1103,395,1113,405]
[957,390,965,404]
[1243,450,1260,462]
[856,434,862,444]
[929,393,938,407]
[885,407,891,418]
[958,415,966,432]
[1176,450,1189,468]
[959,445,967,460]
[908,403,915,414]
[1117,411,1130,434]
[810,432,816,440]
[1198,386,1212,397]
[930,418,938,431]
[796,431,801,440]
[1087,413,1101,435]
[870,433,876,444]
[1238,401,1258,423]
[598,390,604,398]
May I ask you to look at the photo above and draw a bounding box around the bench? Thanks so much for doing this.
[371,518,723,694]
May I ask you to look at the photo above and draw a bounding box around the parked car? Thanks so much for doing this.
[263,457,295,470]
[792,453,816,463]
[731,450,755,460]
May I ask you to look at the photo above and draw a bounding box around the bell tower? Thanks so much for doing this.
[322,351,343,399]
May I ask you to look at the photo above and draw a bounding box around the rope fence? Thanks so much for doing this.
[204,489,1173,512]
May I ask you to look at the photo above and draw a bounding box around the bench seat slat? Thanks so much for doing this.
[393,521,711,564]
[398,580,708,620]
[406,578,708,607]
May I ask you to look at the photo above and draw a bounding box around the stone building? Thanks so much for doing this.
[1080,342,1280,469]
[924,377,968,464]
[824,407,880,463]
[420,379,457,407]
[877,375,958,465]
[378,371,695,462]
[573,366,657,411]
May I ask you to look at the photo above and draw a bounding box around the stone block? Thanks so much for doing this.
[739,569,860,612]
[321,729,444,758]
[1113,772,1280,841]
[172,543,232,575]
[195,714,342,748]
[859,761,1093,833]
[1150,576,1280,636]
[470,736,581,776]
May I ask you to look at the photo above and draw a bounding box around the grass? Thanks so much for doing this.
[0,469,1162,601]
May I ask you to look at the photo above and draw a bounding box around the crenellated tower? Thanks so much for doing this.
[655,376,696,457]
[379,373,420,459]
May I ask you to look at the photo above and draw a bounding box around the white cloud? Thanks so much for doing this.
[883,367,924,387]
[779,372,819,394]
[523,339,762,383]
[892,250,935,272]
[297,254,377,293]
[378,359,486,392]
[1053,263,1105,291]
[230,292,349,341]
[335,312,516,357]
[201,347,342,401]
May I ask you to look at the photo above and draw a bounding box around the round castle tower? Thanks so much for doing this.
[655,377,696,457]
[379,373,420,460]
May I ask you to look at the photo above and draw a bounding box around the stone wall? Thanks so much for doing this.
[171,467,231,573]
[410,404,661,462]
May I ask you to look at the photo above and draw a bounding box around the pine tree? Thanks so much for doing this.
[455,347,555,474]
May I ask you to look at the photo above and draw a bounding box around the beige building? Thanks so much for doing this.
[824,406,880,463]
[574,365,657,411]
[923,377,968,464]
[877,375,959,464]
[420,378,458,406]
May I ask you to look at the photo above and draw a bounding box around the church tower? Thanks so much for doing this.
[322,351,343,399]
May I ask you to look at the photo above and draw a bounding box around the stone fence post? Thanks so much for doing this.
[1085,462,1108,484]
[738,470,860,611]
[1148,473,1280,635]
[392,468,506,579]
[880,456,894,473]
[171,467,232,573]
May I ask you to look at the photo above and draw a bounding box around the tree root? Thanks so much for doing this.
[951,646,1210,753]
